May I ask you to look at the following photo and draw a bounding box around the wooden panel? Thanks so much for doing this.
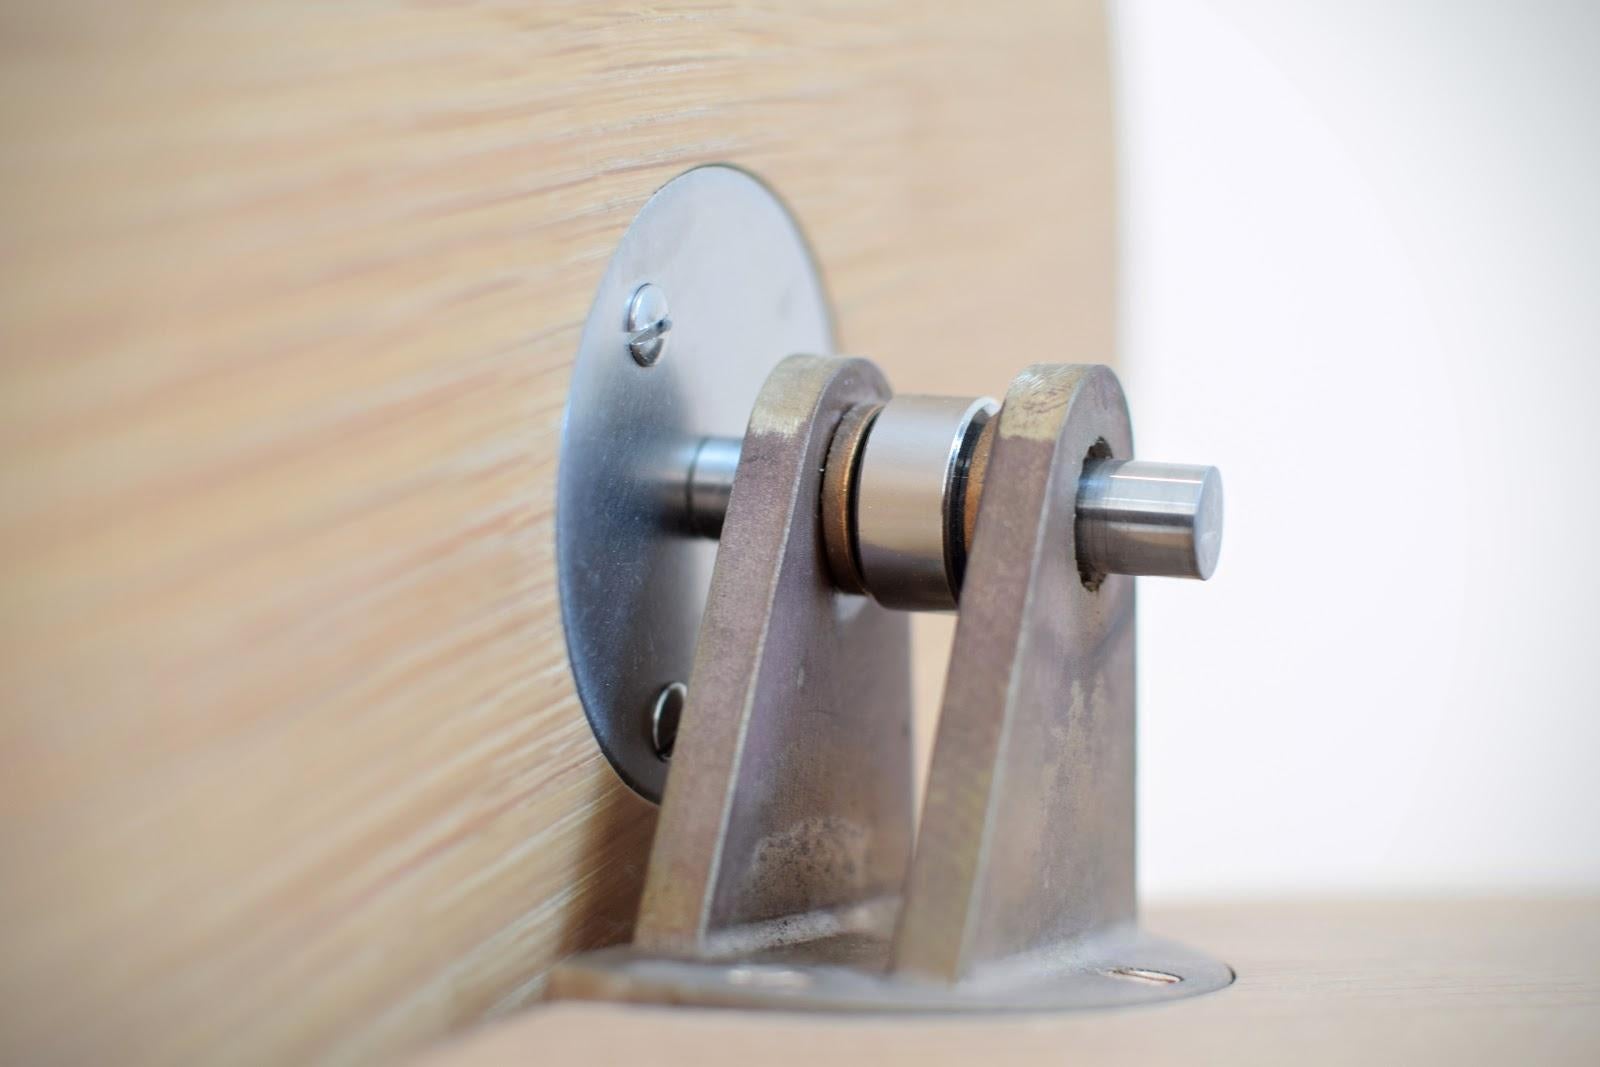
[422,898,1600,1066]
[0,1,1113,1063]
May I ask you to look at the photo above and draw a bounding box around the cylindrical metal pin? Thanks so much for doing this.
[1074,459,1223,581]
[679,427,1225,590]
[684,436,742,539]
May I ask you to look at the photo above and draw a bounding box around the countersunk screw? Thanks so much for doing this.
[626,283,671,367]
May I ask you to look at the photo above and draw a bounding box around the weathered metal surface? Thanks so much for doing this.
[629,355,913,954]
[819,402,881,596]
[895,364,1137,977]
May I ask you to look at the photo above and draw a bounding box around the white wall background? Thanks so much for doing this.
[1114,0,1600,896]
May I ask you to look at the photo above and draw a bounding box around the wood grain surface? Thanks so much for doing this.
[0,2,1114,1063]
[421,898,1600,1066]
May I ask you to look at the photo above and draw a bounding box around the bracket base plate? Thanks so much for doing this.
[552,924,1233,1012]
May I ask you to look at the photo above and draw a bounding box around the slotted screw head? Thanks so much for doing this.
[626,283,672,366]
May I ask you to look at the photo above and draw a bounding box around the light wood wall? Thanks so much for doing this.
[0,2,1114,1062]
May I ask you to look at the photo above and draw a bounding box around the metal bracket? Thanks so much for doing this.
[553,166,1230,1011]
[550,356,1233,1011]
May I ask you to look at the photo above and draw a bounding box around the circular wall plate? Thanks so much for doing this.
[556,166,835,801]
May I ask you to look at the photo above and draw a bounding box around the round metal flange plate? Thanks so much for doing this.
[556,165,834,801]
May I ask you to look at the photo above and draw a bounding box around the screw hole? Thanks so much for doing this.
[651,682,687,761]
[1101,966,1182,986]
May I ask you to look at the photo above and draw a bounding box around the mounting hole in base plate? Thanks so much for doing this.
[1102,966,1183,985]
[554,165,835,802]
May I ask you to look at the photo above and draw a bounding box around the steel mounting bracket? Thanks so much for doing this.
[549,354,1234,1012]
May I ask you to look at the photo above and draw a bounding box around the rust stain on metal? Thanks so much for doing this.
[991,364,1085,441]
[739,816,874,920]
[961,414,997,556]
[745,354,834,436]
[820,401,882,595]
